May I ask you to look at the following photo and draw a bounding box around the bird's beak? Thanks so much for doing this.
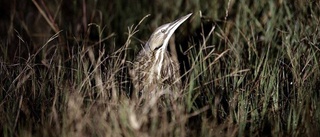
[167,13,193,35]
[162,13,192,50]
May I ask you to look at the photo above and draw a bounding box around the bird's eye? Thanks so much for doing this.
[161,29,166,33]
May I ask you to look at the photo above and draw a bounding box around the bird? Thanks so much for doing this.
[130,13,192,99]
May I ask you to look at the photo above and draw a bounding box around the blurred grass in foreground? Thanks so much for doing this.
[1,0,320,136]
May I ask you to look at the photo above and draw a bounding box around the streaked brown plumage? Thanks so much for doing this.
[130,13,192,99]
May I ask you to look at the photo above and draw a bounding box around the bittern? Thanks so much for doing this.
[130,13,192,99]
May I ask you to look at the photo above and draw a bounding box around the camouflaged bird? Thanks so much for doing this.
[130,13,192,99]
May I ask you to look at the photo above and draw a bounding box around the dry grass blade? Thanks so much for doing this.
[32,0,59,33]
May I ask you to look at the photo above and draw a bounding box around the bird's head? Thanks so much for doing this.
[145,13,192,52]
[140,13,192,81]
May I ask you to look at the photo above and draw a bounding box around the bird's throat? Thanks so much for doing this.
[154,47,165,80]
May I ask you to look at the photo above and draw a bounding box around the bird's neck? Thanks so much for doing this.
[154,47,165,79]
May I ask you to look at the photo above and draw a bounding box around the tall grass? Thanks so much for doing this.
[1,0,320,136]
